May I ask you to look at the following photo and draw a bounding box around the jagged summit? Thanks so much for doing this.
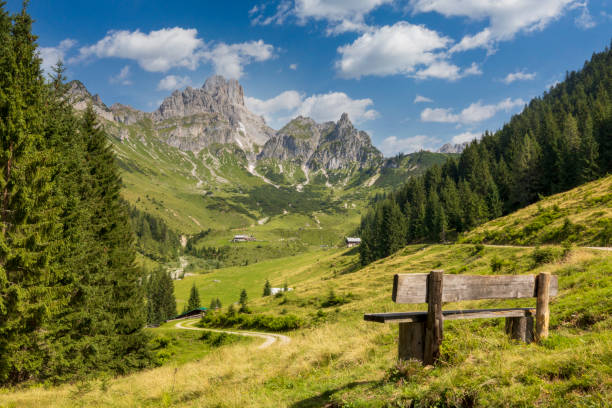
[259,112,383,171]
[202,75,245,107]
[437,142,468,154]
[67,78,383,172]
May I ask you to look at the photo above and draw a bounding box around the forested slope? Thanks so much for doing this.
[0,5,150,385]
[360,43,612,264]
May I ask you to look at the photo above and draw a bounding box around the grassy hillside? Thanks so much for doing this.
[104,115,453,269]
[3,241,610,407]
[462,175,612,246]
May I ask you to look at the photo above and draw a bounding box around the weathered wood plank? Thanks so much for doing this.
[364,307,535,323]
[505,316,534,343]
[398,322,425,362]
[536,272,551,341]
[393,273,558,303]
[424,271,443,365]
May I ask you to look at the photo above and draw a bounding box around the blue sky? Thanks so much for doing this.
[7,0,612,156]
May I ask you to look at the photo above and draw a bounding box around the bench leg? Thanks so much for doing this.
[399,322,425,362]
[505,316,534,343]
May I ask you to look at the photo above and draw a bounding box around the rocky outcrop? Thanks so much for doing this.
[437,142,469,154]
[68,77,381,172]
[67,80,115,122]
[259,116,331,163]
[308,113,382,170]
[259,113,382,171]
[110,103,148,125]
[152,75,274,151]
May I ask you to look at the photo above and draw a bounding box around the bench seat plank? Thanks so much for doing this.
[364,307,535,323]
[393,274,558,303]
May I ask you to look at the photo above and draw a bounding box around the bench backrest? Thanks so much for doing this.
[392,271,558,304]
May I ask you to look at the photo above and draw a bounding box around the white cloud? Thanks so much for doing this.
[421,98,525,124]
[410,0,580,53]
[38,39,77,73]
[414,94,433,103]
[297,92,379,123]
[289,63,298,70]
[245,90,303,123]
[72,28,275,79]
[109,65,132,85]
[451,131,482,144]
[573,2,596,29]
[157,75,192,91]
[380,135,441,156]
[502,70,536,84]
[251,0,393,34]
[245,90,378,128]
[250,1,293,26]
[336,22,466,80]
[72,27,203,72]
[202,40,275,79]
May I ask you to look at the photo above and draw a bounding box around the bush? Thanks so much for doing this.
[490,256,505,273]
[596,219,612,246]
[199,331,239,347]
[531,247,563,267]
[469,244,485,256]
[320,289,351,308]
[199,311,303,331]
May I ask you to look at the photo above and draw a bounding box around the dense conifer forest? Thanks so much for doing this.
[0,4,151,384]
[126,202,182,262]
[359,44,612,264]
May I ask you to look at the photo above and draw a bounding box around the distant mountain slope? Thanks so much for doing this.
[67,76,451,242]
[462,175,612,246]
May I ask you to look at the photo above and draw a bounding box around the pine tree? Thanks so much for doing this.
[187,283,201,310]
[262,280,271,296]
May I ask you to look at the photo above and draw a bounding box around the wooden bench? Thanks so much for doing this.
[364,270,557,365]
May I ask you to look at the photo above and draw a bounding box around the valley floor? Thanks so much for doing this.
[1,243,610,407]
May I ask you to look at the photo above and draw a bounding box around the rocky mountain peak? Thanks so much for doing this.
[260,113,382,171]
[437,142,469,154]
[203,75,244,107]
[338,112,351,126]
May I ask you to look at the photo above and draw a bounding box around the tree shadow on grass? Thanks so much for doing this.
[289,380,377,408]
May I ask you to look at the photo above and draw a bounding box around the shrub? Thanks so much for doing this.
[320,288,351,307]
[199,311,303,331]
[596,219,612,246]
[531,247,563,267]
[490,255,505,273]
[469,244,485,256]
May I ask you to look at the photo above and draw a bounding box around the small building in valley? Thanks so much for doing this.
[170,307,208,320]
[232,234,256,243]
[345,237,361,248]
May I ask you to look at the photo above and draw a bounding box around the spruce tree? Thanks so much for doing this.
[262,279,271,296]
[187,283,201,310]
[0,5,64,384]
[239,289,249,313]
[81,105,151,373]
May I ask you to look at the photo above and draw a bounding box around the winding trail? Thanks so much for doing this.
[174,319,291,349]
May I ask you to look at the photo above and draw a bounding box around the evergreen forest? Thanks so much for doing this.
[359,44,612,264]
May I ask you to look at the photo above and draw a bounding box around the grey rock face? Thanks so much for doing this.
[110,103,148,125]
[68,78,381,173]
[437,142,469,154]
[259,113,382,171]
[67,80,115,122]
[152,76,274,151]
